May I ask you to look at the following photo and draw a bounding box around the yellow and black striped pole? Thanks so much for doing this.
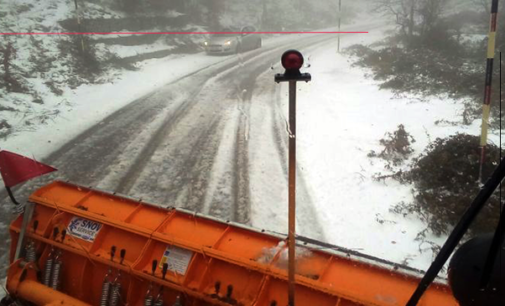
[479,0,500,182]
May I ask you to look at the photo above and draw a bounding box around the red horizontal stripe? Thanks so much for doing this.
[484,85,492,105]
[0,31,368,36]
[491,14,498,31]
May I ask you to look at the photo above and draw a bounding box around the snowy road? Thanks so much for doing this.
[2,20,475,281]
[0,32,344,276]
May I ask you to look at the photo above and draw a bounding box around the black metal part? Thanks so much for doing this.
[406,156,505,306]
[151,259,157,275]
[52,227,59,240]
[275,72,311,83]
[110,246,116,262]
[6,186,19,206]
[225,285,237,304]
[226,285,233,299]
[480,205,505,288]
[173,295,183,306]
[33,220,39,233]
[297,234,426,273]
[211,281,221,298]
[61,230,67,243]
[120,249,126,265]
[0,296,15,306]
[449,234,505,306]
[162,263,168,280]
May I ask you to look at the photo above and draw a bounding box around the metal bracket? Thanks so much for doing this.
[275,72,311,83]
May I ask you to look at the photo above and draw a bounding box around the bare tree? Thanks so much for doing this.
[472,0,490,14]
[260,0,268,30]
[1,42,16,92]
[417,0,449,35]
[208,0,225,30]
[372,0,416,38]
[373,0,449,39]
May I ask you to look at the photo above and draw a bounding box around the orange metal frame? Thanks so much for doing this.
[7,181,459,305]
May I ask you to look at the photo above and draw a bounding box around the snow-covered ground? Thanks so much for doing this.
[249,25,501,273]
[0,0,209,144]
[97,41,176,58]
[1,53,228,157]
[0,31,323,159]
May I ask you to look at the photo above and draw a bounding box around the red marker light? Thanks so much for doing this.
[281,50,304,70]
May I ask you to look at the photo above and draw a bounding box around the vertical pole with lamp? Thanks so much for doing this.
[275,50,311,306]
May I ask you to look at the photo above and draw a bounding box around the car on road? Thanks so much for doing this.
[204,26,262,55]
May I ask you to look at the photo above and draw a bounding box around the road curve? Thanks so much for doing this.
[0,33,337,276]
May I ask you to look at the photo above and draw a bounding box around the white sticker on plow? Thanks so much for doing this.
[68,217,102,242]
[159,246,193,275]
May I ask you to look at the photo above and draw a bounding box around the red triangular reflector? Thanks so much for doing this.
[0,150,57,188]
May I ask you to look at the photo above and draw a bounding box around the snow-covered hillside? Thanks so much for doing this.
[0,0,364,143]
[0,0,205,141]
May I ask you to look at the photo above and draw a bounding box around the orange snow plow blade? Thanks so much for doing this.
[7,181,458,305]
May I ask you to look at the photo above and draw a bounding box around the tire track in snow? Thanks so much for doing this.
[233,99,251,224]
[111,35,329,202]
[206,54,283,223]
[114,83,206,196]
[165,116,225,211]
[205,112,241,220]
[125,74,249,216]
[206,94,251,223]
[124,85,227,208]
[229,64,268,223]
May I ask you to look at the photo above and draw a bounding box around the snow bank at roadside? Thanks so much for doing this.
[1,53,228,159]
[0,0,203,144]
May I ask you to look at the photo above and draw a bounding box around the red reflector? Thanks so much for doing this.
[281,50,304,70]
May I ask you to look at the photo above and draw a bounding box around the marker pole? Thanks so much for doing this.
[288,80,297,306]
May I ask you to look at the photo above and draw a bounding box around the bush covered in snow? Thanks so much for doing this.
[346,1,504,126]
[393,134,503,236]
[346,43,484,100]
[368,124,415,167]
[345,37,505,125]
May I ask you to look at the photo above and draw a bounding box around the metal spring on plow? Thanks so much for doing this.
[50,258,62,290]
[153,289,165,306]
[172,296,182,306]
[25,242,37,262]
[100,280,111,306]
[109,282,121,306]
[153,298,163,306]
[144,293,153,306]
[43,257,53,286]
